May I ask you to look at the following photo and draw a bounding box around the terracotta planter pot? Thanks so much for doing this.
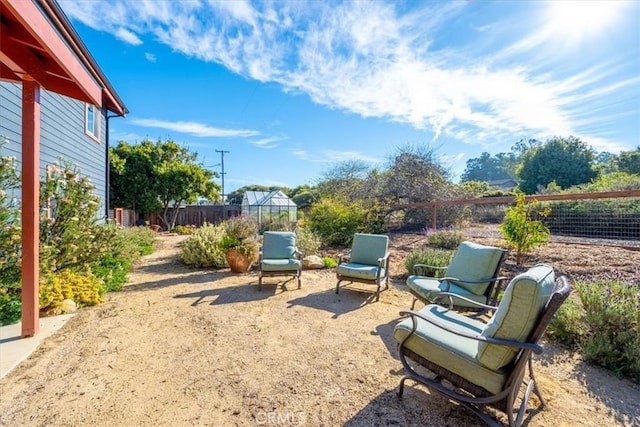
[225,249,252,273]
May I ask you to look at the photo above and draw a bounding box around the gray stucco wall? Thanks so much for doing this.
[0,81,108,215]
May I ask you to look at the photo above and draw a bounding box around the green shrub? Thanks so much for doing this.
[307,198,364,246]
[404,247,454,276]
[425,228,466,249]
[39,270,105,315]
[0,135,21,286]
[92,226,155,292]
[39,160,117,273]
[93,255,131,292]
[260,221,295,232]
[547,294,585,345]
[295,226,322,257]
[224,215,258,240]
[307,198,373,246]
[322,256,337,268]
[500,192,551,265]
[0,284,21,326]
[549,274,640,382]
[181,223,227,268]
[172,225,196,235]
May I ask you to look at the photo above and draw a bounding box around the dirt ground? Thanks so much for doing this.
[1,232,639,427]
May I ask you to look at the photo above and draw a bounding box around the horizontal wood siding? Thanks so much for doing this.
[0,81,108,214]
[0,83,23,162]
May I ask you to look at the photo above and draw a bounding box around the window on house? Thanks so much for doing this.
[85,103,100,140]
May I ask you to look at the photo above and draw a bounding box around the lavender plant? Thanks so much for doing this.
[550,271,640,382]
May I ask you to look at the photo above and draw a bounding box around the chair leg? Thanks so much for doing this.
[336,280,341,294]
[410,297,418,310]
[528,358,547,407]
[397,377,407,397]
[297,273,301,289]
[375,283,381,302]
[258,275,263,291]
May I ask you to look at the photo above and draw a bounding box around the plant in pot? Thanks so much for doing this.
[221,216,259,273]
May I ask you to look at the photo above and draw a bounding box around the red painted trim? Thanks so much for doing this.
[21,79,41,338]
[4,0,102,105]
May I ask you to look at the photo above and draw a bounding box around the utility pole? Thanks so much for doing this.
[215,150,229,217]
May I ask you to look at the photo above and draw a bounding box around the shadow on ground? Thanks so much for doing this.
[286,288,378,318]
[174,281,278,306]
[536,340,640,425]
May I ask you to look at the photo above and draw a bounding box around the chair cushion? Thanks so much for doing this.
[445,241,505,296]
[261,258,301,272]
[393,305,507,394]
[406,276,487,307]
[337,263,385,281]
[349,233,388,266]
[477,264,555,370]
[262,232,297,259]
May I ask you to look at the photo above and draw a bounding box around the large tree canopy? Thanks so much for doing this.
[460,152,518,183]
[617,147,640,175]
[382,144,454,204]
[110,139,220,230]
[517,136,597,194]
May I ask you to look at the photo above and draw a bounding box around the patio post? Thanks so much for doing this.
[21,78,41,338]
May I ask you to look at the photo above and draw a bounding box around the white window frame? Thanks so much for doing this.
[85,103,101,141]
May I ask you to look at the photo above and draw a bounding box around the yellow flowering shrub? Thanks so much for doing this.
[40,270,105,315]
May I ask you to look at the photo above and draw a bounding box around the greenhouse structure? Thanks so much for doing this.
[241,190,297,227]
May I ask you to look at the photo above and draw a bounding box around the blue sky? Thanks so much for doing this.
[58,0,640,195]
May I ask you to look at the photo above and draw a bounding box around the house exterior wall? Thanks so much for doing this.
[0,81,108,215]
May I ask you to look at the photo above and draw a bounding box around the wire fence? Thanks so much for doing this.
[390,190,640,249]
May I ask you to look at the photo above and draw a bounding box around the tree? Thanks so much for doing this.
[381,144,455,205]
[110,139,220,230]
[289,185,320,210]
[500,193,551,265]
[517,136,597,194]
[594,151,619,175]
[110,140,161,213]
[617,147,640,175]
[380,144,465,227]
[316,160,371,200]
[460,152,516,183]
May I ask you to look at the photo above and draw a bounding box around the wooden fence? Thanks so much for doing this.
[111,205,241,229]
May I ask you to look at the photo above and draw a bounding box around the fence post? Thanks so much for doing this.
[115,208,124,226]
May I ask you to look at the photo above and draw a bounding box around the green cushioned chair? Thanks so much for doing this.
[336,233,390,301]
[393,264,571,427]
[406,241,508,309]
[258,232,302,291]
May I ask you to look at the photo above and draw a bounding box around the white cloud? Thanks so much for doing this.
[130,118,259,138]
[292,149,381,164]
[60,0,639,151]
[115,28,142,45]
[247,136,285,148]
[144,52,157,62]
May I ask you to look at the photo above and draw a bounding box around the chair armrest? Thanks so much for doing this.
[433,292,498,311]
[337,250,352,264]
[413,264,448,270]
[377,252,390,266]
[443,276,506,285]
[398,309,543,354]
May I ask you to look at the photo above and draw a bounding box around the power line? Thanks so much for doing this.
[215,149,230,204]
